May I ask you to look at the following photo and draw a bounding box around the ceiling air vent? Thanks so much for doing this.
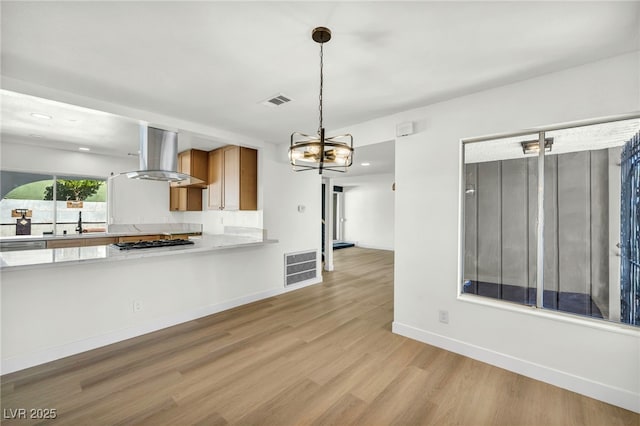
[261,93,293,107]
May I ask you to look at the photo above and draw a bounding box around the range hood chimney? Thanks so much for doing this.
[126,125,203,185]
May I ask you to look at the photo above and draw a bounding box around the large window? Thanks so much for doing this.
[1,171,107,237]
[461,116,640,327]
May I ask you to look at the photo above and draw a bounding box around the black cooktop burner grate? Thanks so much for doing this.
[112,239,195,250]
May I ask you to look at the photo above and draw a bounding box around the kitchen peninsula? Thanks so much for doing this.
[0,227,276,270]
[0,223,294,375]
[0,223,203,250]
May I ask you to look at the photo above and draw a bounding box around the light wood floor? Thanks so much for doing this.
[1,247,637,425]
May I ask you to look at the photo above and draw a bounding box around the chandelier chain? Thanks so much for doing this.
[318,42,324,134]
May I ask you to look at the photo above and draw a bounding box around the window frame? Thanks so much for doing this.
[0,169,108,236]
[457,112,640,331]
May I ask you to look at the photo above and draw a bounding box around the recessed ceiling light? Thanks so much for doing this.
[361,162,371,166]
[78,147,91,151]
[30,112,52,120]
[29,134,43,138]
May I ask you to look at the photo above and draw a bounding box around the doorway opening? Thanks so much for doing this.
[321,140,396,272]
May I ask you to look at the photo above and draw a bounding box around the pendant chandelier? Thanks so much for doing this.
[289,27,354,174]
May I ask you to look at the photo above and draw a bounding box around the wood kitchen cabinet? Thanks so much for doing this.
[168,149,207,211]
[207,146,257,211]
[43,234,192,249]
[176,149,208,188]
[46,237,117,248]
[169,187,203,211]
[117,235,162,243]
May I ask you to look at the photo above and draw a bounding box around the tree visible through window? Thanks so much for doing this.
[43,179,103,201]
[0,171,107,237]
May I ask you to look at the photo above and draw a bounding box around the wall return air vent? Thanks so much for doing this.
[284,250,318,287]
[261,93,292,107]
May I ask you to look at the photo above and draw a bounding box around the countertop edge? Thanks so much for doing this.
[0,238,279,272]
[0,231,203,243]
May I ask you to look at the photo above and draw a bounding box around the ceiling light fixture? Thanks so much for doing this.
[30,112,52,120]
[521,137,553,155]
[361,162,370,166]
[289,27,353,174]
[78,147,91,151]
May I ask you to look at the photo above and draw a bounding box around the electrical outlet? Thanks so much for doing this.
[438,310,449,324]
[133,300,142,312]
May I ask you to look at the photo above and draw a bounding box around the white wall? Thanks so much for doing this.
[340,52,640,412]
[261,143,320,251]
[107,174,177,225]
[334,173,395,250]
[182,198,263,235]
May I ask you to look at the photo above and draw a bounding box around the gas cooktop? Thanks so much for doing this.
[112,239,195,250]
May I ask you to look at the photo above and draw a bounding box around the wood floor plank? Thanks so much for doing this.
[284,353,380,425]
[352,365,439,425]
[1,247,637,425]
[235,378,322,425]
[310,392,368,426]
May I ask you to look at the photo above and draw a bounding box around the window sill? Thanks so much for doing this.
[457,293,640,337]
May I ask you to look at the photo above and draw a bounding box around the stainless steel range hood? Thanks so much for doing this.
[126,125,203,185]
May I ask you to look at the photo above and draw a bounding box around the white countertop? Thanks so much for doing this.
[0,231,200,243]
[1,232,117,242]
[0,234,277,271]
[0,222,204,243]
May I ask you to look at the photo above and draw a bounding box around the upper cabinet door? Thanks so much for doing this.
[176,149,208,189]
[208,149,223,210]
[223,146,240,211]
[178,151,190,175]
[189,150,209,188]
[239,147,258,211]
[206,145,257,211]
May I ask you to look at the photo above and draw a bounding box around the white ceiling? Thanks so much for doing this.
[327,140,395,178]
[1,1,639,174]
[1,90,141,156]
